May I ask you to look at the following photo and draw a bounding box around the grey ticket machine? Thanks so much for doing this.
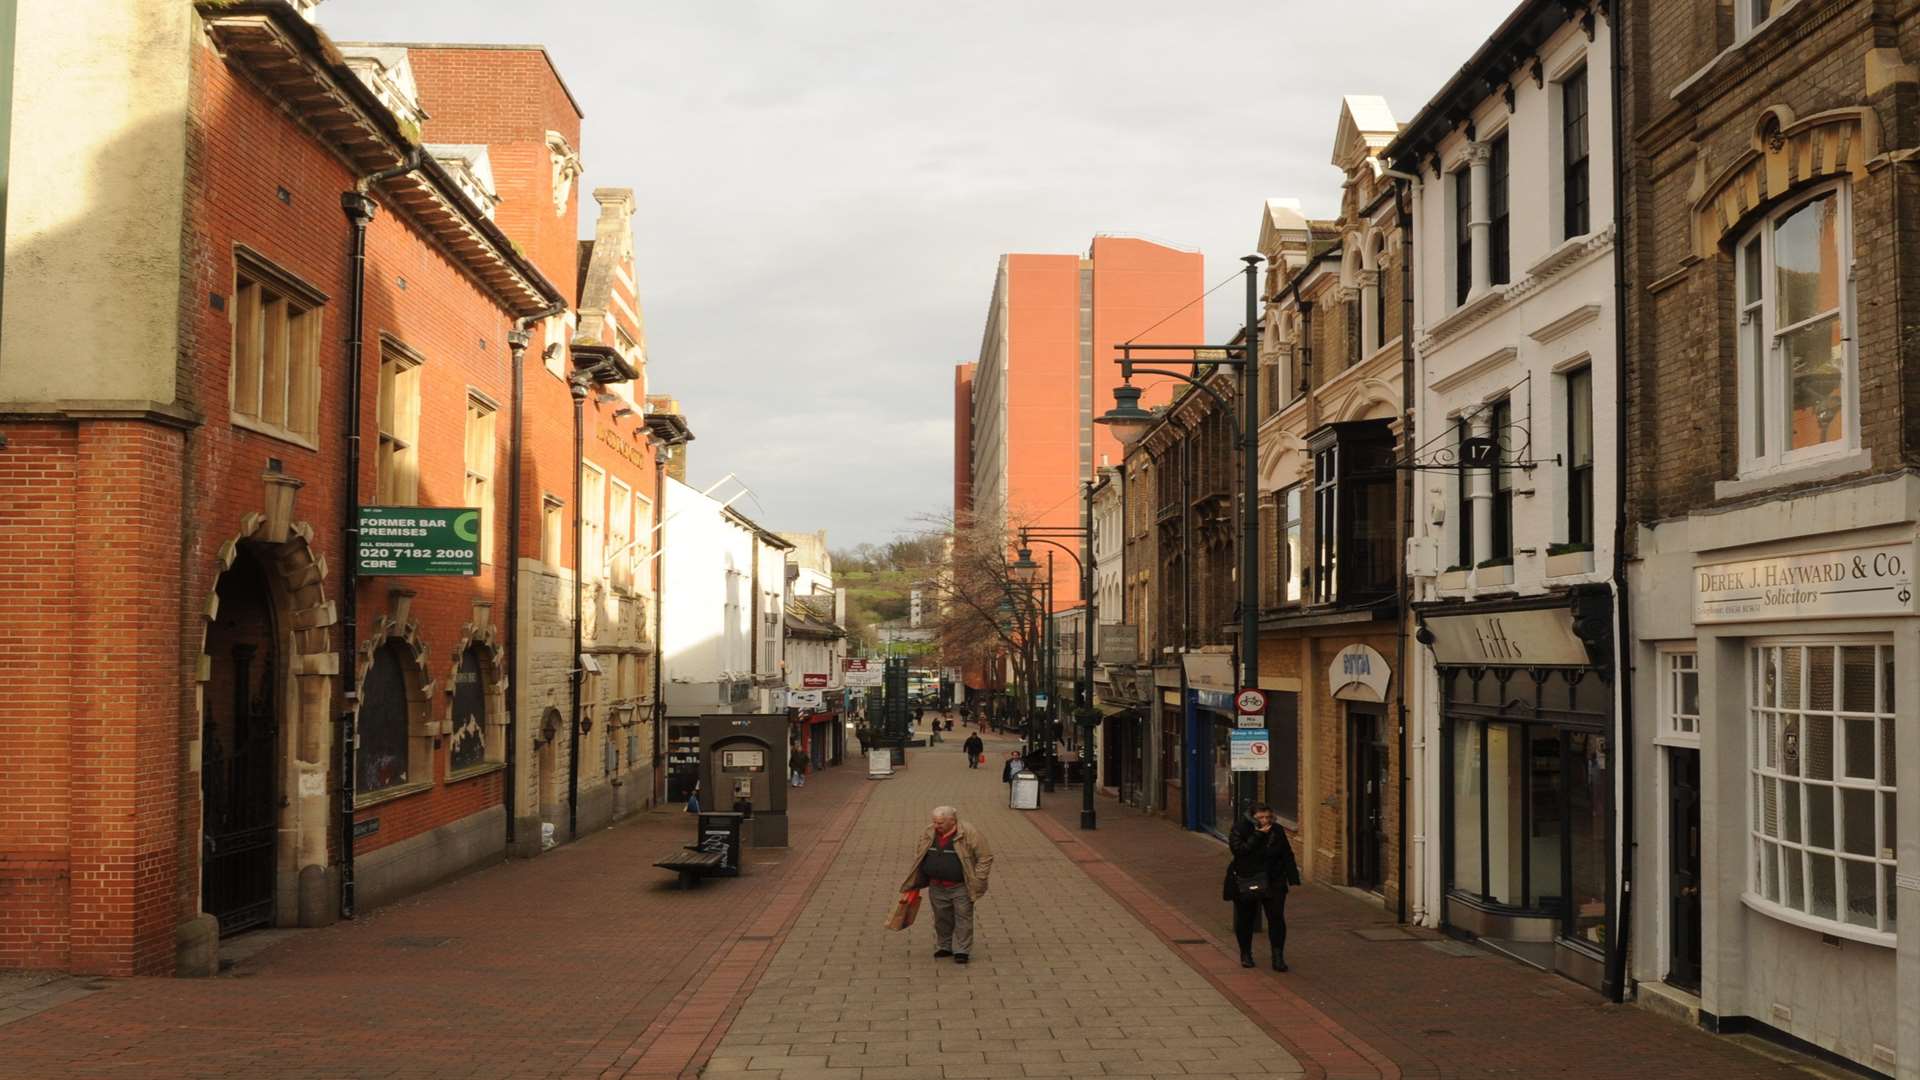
[698,714,789,847]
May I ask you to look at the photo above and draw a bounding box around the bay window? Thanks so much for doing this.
[1309,420,1396,605]
[1736,183,1853,476]
[1749,641,1897,939]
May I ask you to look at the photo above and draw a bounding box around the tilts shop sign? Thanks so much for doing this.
[1422,607,1591,667]
[1695,543,1917,623]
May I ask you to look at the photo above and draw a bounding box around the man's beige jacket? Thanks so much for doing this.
[899,821,994,900]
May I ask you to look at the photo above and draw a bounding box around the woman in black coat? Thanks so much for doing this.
[1222,803,1302,971]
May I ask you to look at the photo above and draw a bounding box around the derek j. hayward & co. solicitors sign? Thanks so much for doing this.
[1695,543,1916,623]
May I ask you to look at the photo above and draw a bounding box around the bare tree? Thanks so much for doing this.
[916,514,1046,720]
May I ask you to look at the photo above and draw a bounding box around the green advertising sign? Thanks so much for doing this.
[357,506,481,576]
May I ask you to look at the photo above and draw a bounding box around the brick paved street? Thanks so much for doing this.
[0,731,1853,1080]
[704,733,1304,1080]
[0,760,872,1080]
[1036,774,1842,1080]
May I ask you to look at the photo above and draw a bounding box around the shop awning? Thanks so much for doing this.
[1420,603,1591,667]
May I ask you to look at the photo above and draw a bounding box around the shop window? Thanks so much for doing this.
[1736,183,1853,477]
[1309,420,1396,606]
[1561,66,1591,240]
[1442,666,1613,947]
[376,342,422,504]
[1659,651,1700,745]
[357,640,423,795]
[1748,641,1897,939]
[1276,484,1303,605]
[464,395,496,563]
[1488,399,1514,564]
[230,251,324,445]
[1565,368,1594,548]
[1489,133,1511,286]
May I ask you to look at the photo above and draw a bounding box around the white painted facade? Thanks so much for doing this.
[660,478,787,716]
[1395,8,1623,988]
[1092,469,1123,633]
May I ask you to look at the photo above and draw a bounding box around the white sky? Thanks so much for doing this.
[318,0,1521,547]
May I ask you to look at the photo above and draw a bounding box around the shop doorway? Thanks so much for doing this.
[1347,704,1388,891]
[1667,746,1703,992]
[1161,705,1184,826]
[200,550,281,937]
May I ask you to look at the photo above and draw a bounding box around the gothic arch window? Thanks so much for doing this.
[449,645,490,773]
[358,641,415,793]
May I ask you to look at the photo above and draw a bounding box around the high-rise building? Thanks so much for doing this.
[959,236,1203,610]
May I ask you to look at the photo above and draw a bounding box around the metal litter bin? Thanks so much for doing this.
[695,812,744,876]
[1010,770,1041,811]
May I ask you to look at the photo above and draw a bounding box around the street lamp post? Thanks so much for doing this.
[1017,480,1099,828]
[1098,256,1264,823]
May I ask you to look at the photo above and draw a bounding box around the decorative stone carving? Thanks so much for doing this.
[546,131,583,216]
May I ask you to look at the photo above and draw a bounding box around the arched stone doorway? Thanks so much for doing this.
[191,478,337,969]
[200,547,280,937]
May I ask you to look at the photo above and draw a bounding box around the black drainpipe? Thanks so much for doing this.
[568,372,587,842]
[652,447,668,805]
[1603,3,1637,1004]
[336,151,421,920]
[504,306,564,853]
[1393,179,1416,925]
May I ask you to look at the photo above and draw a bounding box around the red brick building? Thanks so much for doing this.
[394,43,670,848]
[0,2,562,975]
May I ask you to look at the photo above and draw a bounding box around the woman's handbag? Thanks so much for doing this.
[1233,869,1272,899]
[885,889,923,931]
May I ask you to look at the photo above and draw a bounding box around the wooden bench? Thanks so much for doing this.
[654,847,729,890]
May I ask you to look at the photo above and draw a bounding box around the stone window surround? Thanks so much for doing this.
[1727,179,1859,483]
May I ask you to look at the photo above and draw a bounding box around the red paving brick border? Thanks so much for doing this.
[607,778,876,1079]
[1025,806,1398,1080]
[1033,785,1823,1080]
[0,759,877,1080]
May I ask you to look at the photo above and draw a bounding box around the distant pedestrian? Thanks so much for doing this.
[1224,803,1302,971]
[684,779,700,815]
[962,731,984,768]
[789,745,809,787]
[899,805,994,964]
[1001,750,1024,785]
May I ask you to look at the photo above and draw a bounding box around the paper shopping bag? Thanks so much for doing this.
[885,889,922,931]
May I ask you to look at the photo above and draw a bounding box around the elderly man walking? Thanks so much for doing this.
[899,805,993,964]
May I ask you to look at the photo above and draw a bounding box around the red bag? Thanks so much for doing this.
[885,889,922,931]
[977,754,986,765]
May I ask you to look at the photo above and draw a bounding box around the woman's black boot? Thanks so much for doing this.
[1239,947,1255,968]
[1271,948,1288,972]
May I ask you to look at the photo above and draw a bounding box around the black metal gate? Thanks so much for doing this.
[202,641,278,937]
